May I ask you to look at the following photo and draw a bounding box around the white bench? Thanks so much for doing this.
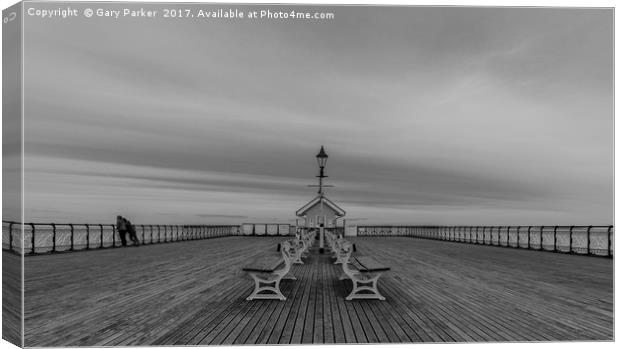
[333,239,353,265]
[340,254,390,301]
[242,240,296,301]
[283,238,306,264]
[325,232,353,265]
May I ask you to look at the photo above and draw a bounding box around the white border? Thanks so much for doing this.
[0,1,616,349]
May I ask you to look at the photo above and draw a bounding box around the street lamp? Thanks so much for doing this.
[316,146,328,195]
[316,146,328,252]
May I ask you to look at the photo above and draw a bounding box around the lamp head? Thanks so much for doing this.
[316,145,328,168]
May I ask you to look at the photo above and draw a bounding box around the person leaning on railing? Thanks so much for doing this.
[125,218,141,246]
[116,215,128,247]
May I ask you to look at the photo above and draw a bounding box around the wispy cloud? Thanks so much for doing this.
[18,5,612,225]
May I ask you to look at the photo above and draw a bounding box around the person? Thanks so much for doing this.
[116,215,128,247]
[126,218,140,246]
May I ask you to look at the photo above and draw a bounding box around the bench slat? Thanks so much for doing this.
[243,255,284,272]
[353,256,390,272]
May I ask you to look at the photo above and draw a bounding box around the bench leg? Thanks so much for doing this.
[293,254,304,264]
[283,271,297,280]
[334,253,346,264]
[345,273,386,301]
[246,273,286,301]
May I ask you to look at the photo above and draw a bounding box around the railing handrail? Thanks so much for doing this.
[2,221,243,255]
[356,225,613,257]
[2,221,298,255]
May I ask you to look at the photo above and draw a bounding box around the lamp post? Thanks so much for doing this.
[316,146,328,253]
[316,146,328,195]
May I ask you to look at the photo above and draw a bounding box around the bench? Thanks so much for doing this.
[340,254,390,301]
[332,239,353,265]
[283,238,306,264]
[290,230,315,264]
[242,240,295,301]
[325,231,353,265]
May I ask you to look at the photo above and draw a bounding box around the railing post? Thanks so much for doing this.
[516,226,520,248]
[158,225,161,243]
[164,225,167,243]
[498,226,502,246]
[112,224,117,247]
[527,226,531,249]
[608,225,613,257]
[150,225,153,243]
[569,225,574,253]
[540,226,544,250]
[86,224,90,250]
[69,224,75,251]
[488,226,492,245]
[586,225,592,255]
[30,223,36,255]
[99,224,104,248]
[51,223,57,253]
[8,222,13,253]
[553,225,558,252]
[141,225,145,244]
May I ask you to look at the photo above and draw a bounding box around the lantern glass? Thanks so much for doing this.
[316,146,328,168]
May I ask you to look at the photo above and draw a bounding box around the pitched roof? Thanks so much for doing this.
[296,195,346,217]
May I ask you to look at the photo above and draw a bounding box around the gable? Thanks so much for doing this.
[296,195,346,217]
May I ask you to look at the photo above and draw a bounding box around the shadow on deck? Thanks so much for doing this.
[21,236,613,346]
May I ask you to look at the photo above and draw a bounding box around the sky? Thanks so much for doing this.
[7,3,613,225]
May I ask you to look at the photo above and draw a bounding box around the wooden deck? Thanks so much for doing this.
[21,236,613,346]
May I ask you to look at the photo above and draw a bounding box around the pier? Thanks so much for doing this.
[10,234,613,346]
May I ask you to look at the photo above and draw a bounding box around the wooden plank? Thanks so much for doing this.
[290,253,316,344]
[326,254,354,343]
[319,260,334,343]
[312,260,324,344]
[262,260,310,344]
[341,284,369,343]
[20,236,613,345]
[2,252,22,347]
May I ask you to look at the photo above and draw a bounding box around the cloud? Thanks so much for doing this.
[16,5,613,225]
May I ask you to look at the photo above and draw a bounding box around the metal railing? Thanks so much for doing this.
[241,223,295,236]
[2,221,242,255]
[357,225,614,257]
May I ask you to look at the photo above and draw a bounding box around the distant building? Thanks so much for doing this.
[296,194,346,229]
